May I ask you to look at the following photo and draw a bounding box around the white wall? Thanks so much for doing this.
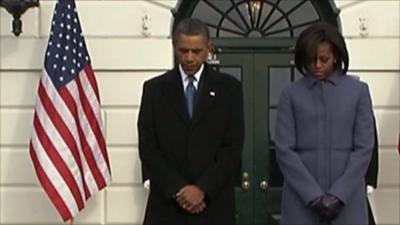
[1,0,176,224]
[338,1,400,224]
[0,0,398,224]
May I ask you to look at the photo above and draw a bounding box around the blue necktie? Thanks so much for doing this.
[185,76,197,118]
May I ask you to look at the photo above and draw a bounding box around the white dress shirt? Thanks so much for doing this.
[179,63,203,91]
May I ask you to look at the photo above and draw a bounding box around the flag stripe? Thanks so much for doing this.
[30,143,73,221]
[58,85,96,198]
[39,77,85,182]
[81,65,111,171]
[79,68,111,174]
[84,66,100,100]
[74,73,107,189]
[37,79,86,197]
[30,125,80,215]
[66,79,108,195]
[33,109,84,210]
[58,79,103,197]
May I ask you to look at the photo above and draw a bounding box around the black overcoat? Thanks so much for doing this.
[138,64,244,225]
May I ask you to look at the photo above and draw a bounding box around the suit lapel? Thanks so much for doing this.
[162,67,190,125]
[192,66,218,126]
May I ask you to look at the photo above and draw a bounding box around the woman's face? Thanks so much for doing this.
[309,41,336,80]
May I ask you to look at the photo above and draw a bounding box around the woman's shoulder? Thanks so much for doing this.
[341,74,369,89]
[335,74,371,101]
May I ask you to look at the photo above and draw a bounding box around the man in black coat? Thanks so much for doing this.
[137,18,244,225]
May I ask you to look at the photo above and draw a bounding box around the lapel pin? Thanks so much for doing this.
[209,91,215,96]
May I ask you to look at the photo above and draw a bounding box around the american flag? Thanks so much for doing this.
[29,0,111,221]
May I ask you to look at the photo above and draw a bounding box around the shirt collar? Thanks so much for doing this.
[303,69,344,89]
[179,64,204,84]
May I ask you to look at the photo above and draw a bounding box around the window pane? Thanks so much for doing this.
[258,2,276,27]
[206,0,232,12]
[289,1,319,26]
[221,19,245,35]
[237,2,252,29]
[219,30,243,38]
[293,25,311,36]
[220,67,242,81]
[278,0,302,12]
[265,19,290,37]
[269,108,277,140]
[263,10,283,30]
[192,1,222,27]
[269,67,291,105]
[226,8,249,31]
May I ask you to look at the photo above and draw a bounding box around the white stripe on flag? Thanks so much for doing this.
[66,80,103,195]
[31,128,80,216]
[35,98,85,201]
[78,70,111,183]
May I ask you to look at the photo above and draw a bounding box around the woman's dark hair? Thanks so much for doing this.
[294,22,349,75]
[172,18,210,44]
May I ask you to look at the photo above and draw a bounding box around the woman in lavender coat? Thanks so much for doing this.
[275,23,374,225]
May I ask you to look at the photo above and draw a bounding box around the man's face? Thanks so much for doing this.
[174,33,210,76]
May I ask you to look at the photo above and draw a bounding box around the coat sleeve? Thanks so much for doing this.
[365,116,379,188]
[328,83,375,204]
[138,81,187,199]
[274,88,324,205]
[194,80,245,200]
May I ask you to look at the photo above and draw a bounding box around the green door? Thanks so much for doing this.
[212,52,300,224]
[173,0,339,222]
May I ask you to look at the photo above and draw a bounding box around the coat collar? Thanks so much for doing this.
[162,63,219,126]
[303,69,345,89]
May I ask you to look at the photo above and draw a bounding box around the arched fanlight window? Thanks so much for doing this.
[175,0,339,38]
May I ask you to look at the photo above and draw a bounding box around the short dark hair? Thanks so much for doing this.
[172,18,210,44]
[294,22,349,75]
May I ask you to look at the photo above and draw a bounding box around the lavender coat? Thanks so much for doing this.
[274,71,374,225]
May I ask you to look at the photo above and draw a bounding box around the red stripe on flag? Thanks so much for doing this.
[58,86,92,198]
[84,66,100,100]
[30,142,72,221]
[33,114,84,210]
[82,66,111,172]
[38,83,81,168]
[76,119,106,189]
[75,76,107,189]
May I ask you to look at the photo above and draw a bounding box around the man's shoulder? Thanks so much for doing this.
[144,69,176,86]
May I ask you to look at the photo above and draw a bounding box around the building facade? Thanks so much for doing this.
[0,0,399,224]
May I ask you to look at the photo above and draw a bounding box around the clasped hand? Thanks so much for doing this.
[310,194,343,221]
[176,185,206,214]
